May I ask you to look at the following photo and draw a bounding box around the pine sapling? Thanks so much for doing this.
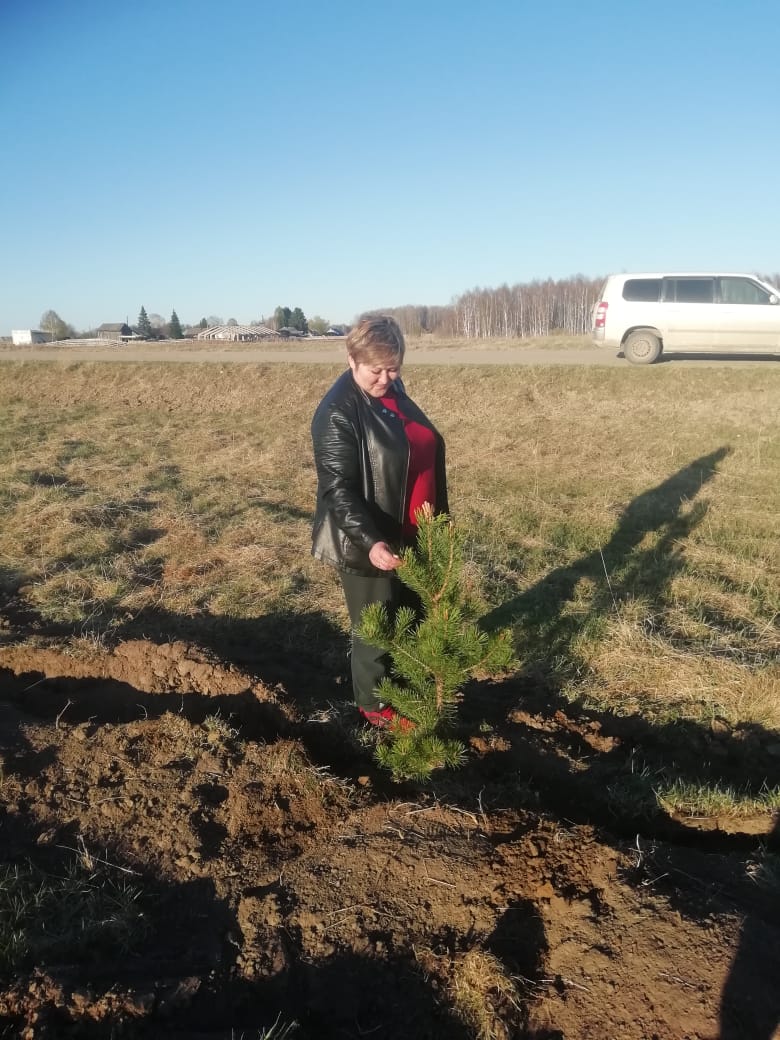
[357,504,515,781]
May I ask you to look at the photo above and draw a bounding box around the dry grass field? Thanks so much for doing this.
[0,358,778,1038]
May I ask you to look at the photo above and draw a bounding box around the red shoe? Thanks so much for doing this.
[358,705,396,727]
[358,705,415,731]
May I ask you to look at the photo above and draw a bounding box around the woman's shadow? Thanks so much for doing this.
[481,446,731,649]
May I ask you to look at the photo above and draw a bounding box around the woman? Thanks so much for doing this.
[311,315,448,725]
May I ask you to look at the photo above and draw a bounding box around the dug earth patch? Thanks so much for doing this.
[0,639,778,1038]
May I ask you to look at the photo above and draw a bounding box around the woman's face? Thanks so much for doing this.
[348,355,402,397]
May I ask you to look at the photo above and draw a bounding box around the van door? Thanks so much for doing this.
[661,278,717,350]
[715,277,780,350]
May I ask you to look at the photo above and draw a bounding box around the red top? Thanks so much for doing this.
[379,390,437,538]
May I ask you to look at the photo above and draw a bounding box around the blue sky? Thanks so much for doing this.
[2,0,779,334]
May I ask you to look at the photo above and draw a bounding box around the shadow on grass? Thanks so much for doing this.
[247,496,313,523]
[481,446,731,651]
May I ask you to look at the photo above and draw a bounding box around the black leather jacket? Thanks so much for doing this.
[311,370,448,576]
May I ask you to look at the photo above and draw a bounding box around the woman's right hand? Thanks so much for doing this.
[369,541,402,571]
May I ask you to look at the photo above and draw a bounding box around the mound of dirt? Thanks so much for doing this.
[1,639,778,1039]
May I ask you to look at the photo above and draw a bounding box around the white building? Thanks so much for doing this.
[197,323,277,342]
[11,329,48,345]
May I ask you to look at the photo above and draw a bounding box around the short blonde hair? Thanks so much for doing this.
[346,315,405,366]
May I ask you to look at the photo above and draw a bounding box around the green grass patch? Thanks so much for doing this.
[0,857,150,971]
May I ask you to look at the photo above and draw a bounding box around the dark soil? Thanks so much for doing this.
[1,630,778,1040]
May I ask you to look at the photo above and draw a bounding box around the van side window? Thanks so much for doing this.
[718,277,771,305]
[665,278,715,303]
[622,279,661,301]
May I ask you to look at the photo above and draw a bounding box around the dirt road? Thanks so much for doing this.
[2,341,777,366]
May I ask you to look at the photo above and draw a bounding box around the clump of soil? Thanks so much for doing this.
[1,637,778,1039]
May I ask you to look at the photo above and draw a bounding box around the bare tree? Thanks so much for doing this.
[40,310,71,341]
[363,275,604,341]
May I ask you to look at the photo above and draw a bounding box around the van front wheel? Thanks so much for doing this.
[624,330,662,365]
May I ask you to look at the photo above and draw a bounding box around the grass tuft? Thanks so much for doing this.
[450,948,521,1039]
[655,778,780,818]
[0,855,150,971]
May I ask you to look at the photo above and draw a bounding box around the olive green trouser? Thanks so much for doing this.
[340,571,421,711]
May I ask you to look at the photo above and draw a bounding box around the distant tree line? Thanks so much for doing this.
[379,275,605,339]
[452,276,603,338]
[31,271,780,344]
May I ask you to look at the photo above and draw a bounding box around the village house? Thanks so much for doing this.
[96,323,138,342]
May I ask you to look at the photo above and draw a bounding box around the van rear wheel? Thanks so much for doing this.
[624,329,662,365]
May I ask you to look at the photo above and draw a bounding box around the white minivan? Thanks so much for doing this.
[592,273,780,364]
